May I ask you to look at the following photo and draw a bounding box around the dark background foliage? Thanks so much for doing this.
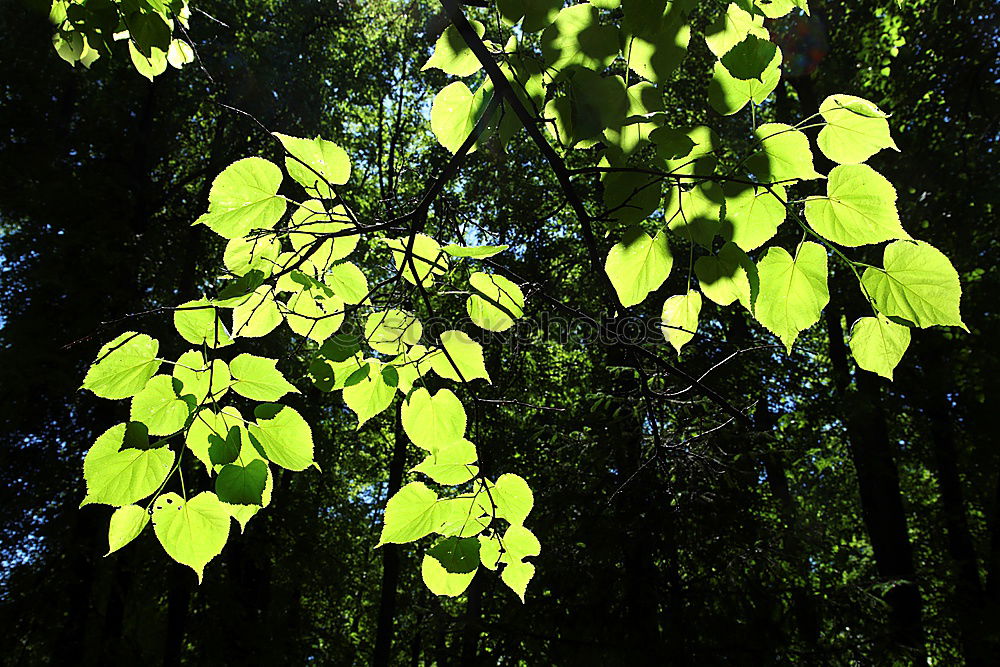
[1,0,997,664]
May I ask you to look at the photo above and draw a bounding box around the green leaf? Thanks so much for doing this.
[481,524,541,601]
[128,42,167,81]
[365,310,423,355]
[695,242,753,308]
[660,290,702,355]
[342,358,396,427]
[215,459,268,506]
[223,235,282,277]
[287,200,358,268]
[848,315,911,380]
[386,234,449,287]
[106,505,149,556]
[704,3,769,58]
[605,228,673,307]
[82,424,174,507]
[273,133,351,199]
[861,241,966,329]
[402,388,467,453]
[430,81,491,154]
[817,94,898,165]
[708,49,781,115]
[491,473,533,525]
[379,482,440,546]
[194,157,286,239]
[757,0,797,18]
[603,82,665,155]
[248,404,314,471]
[229,354,298,402]
[152,491,230,583]
[166,38,194,68]
[232,286,283,338]
[82,332,161,400]
[720,34,777,81]
[654,125,718,176]
[754,242,830,351]
[435,486,492,538]
[721,183,786,251]
[602,170,662,226]
[284,290,345,343]
[544,70,627,148]
[421,551,477,597]
[186,407,246,473]
[442,244,509,258]
[428,535,481,574]
[173,351,230,403]
[623,5,690,84]
[467,272,525,332]
[412,439,479,486]
[174,300,233,348]
[221,435,274,532]
[665,181,725,248]
[804,164,909,246]
[326,262,369,303]
[430,330,491,383]
[497,0,561,32]
[541,4,619,74]
[422,20,486,77]
[747,123,822,182]
[129,375,192,436]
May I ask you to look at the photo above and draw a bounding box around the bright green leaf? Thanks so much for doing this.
[605,228,673,307]
[174,300,234,348]
[342,358,396,427]
[421,551,476,597]
[721,183,786,251]
[848,315,911,380]
[248,404,314,471]
[861,241,966,330]
[401,388,467,453]
[491,473,533,525]
[661,290,702,354]
[129,375,191,436]
[467,272,525,332]
[82,423,174,507]
[817,94,898,165]
[152,491,230,583]
[273,133,351,199]
[106,505,149,556]
[194,157,286,239]
[755,242,830,351]
[747,123,822,182]
[229,354,298,402]
[82,332,161,400]
[173,351,230,403]
[428,331,490,384]
[422,20,486,77]
[804,164,909,247]
[379,481,440,546]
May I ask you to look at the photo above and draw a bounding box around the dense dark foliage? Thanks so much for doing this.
[1,0,997,664]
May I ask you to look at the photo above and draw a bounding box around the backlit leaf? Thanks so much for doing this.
[754,242,830,352]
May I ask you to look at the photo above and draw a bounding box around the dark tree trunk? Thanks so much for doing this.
[163,563,193,667]
[373,403,409,666]
[824,297,925,661]
[905,342,989,665]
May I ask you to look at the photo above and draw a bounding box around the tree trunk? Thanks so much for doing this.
[824,296,925,661]
[906,341,989,664]
[373,402,409,666]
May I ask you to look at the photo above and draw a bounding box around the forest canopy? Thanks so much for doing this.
[1,0,998,664]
